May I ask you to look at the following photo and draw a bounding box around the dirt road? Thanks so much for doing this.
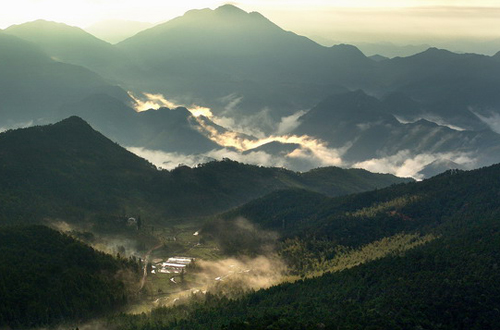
[139,243,163,291]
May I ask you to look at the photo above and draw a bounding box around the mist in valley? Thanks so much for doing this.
[2,2,500,329]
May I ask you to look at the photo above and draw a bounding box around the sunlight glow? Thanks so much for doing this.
[2,1,500,49]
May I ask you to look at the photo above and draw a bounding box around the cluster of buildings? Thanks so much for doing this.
[152,256,195,274]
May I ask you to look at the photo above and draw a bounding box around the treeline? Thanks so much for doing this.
[0,225,139,328]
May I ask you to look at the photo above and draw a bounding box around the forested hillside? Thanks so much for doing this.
[0,117,410,225]
[213,165,500,247]
[111,163,500,329]
[0,225,139,328]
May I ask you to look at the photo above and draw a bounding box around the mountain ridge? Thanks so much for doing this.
[0,117,411,225]
[4,19,129,78]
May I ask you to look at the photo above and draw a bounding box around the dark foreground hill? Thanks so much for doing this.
[0,225,138,328]
[0,117,410,226]
[114,162,500,329]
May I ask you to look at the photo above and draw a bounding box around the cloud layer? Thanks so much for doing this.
[126,91,482,179]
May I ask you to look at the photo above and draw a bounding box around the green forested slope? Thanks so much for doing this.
[0,225,138,328]
[112,163,500,329]
[214,165,499,246]
[0,117,410,225]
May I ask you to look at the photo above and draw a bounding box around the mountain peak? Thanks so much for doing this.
[5,19,110,45]
[412,47,456,59]
[6,19,82,35]
[215,4,248,14]
[56,115,91,127]
[329,43,368,61]
[49,116,101,139]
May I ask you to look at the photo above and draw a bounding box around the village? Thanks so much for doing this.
[151,256,195,274]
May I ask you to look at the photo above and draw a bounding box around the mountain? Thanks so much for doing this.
[293,90,500,169]
[4,20,129,80]
[59,94,220,153]
[113,6,500,134]
[354,41,431,58]
[115,158,500,330]
[4,7,500,178]
[117,5,371,122]
[85,20,155,44]
[0,116,158,223]
[0,32,130,125]
[379,48,500,114]
[213,162,500,244]
[0,225,137,328]
[417,159,466,178]
[368,54,389,62]
[0,117,411,225]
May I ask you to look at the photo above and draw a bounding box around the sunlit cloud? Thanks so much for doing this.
[122,94,481,179]
[128,92,180,111]
[3,0,500,47]
[189,106,214,118]
[128,91,213,117]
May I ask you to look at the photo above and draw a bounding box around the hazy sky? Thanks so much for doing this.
[2,0,500,45]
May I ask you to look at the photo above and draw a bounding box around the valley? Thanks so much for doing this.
[1,2,500,329]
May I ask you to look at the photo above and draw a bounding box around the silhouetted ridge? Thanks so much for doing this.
[301,90,387,121]
[215,4,248,15]
[0,119,410,224]
[4,19,128,80]
[56,115,93,127]
[330,43,367,57]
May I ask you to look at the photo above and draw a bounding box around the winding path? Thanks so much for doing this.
[139,243,163,291]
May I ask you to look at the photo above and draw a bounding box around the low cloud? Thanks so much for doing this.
[352,150,476,179]
[196,217,285,291]
[0,120,34,133]
[127,134,348,173]
[126,147,212,170]
[276,110,307,135]
[128,91,214,118]
[128,92,180,112]
[125,91,481,179]
[220,93,244,115]
[47,220,141,257]
[212,109,273,138]
[470,108,500,134]
[198,255,286,292]
[394,115,467,131]
[216,94,278,137]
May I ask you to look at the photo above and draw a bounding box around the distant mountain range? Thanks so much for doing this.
[4,20,127,78]
[85,20,155,44]
[3,5,500,177]
[292,90,500,166]
[0,31,129,125]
